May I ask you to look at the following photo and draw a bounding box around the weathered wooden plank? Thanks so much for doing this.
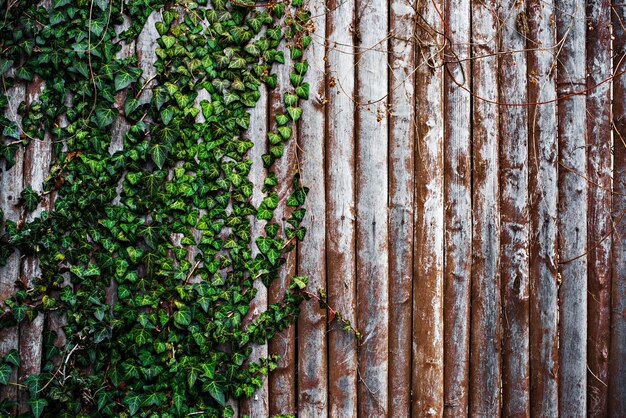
[240,85,269,418]
[412,0,444,414]
[527,0,559,415]
[469,1,500,415]
[586,0,612,415]
[355,0,389,413]
[0,81,25,408]
[498,1,530,415]
[325,0,358,413]
[296,0,328,415]
[442,0,471,416]
[17,76,50,413]
[267,35,298,416]
[610,4,626,414]
[556,0,588,415]
[387,0,415,415]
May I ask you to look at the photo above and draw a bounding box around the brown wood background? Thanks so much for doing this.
[2,0,626,416]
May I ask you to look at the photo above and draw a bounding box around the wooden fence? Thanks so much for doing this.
[2,0,626,416]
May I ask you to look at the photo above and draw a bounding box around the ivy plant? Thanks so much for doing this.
[0,0,313,415]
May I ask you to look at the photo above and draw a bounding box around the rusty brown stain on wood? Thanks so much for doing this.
[586,0,612,415]
[527,0,559,415]
[413,0,444,415]
[388,0,415,414]
[469,1,501,415]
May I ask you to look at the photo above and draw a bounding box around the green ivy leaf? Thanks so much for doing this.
[149,143,170,169]
[124,392,142,416]
[287,106,303,121]
[94,106,117,129]
[3,349,20,367]
[296,83,309,99]
[115,67,142,91]
[283,93,298,107]
[20,186,40,213]
[173,307,191,326]
[203,380,226,406]
[27,398,48,418]
[161,35,176,49]
[256,236,272,254]
[0,363,11,385]
[290,275,307,290]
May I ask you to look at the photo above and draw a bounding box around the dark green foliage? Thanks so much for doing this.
[0,0,313,415]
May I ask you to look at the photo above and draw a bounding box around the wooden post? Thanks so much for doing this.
[556,0,588,415]
[469,1,501,415]
[355,0,389,413]
[297,0,328,414]
[413,0,444,414]
[388,0,415,414]
[527,0,559,415]
[586,0,612,415]
[443,0,472,414]
[326,0,358,414]
[268,23,298,417]
[498,1,531,415]
[610,3,626,414]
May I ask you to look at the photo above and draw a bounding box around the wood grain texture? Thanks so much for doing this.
[498,1,530,415]
[412,0,444,414]
[443,0,472,415]
[325,0,358,414]
[469,1,501,415]
[0,81,25,408]
[296,0,328,415]
[610,4,626,414]
[388,0,415,415]
[355,0,389,414]
[527,0,559,415]
[585,0,612,415]
[556,0,588,415]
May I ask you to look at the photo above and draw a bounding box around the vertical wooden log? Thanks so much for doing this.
[0,81,25,408]
[469,1,501,415]
[267,32,298,417]
[412,0,444,414]
[498,1,530,415]
[355,0,389,414]
[388,0,415,415]
[586,0,612,415]
[17,76,51,413]
[556,1,588,415]
[240,84,270,417]
[610,3,626,414]
[326,0,357,413]
[297,0,328,415]
[442,0,472,416]
[527,0,559,415]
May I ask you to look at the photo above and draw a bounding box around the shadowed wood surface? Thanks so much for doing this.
[2,0,626,416]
